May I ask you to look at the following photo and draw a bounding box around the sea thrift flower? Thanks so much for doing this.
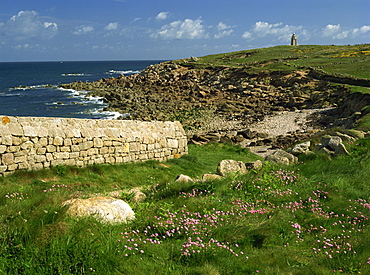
[292,223,301,230]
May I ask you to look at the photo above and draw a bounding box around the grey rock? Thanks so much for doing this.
[335,132,356,142]
[289,141,311,155]
[347,129,365,139]
[328,136,349,155]
[320,135,332,147]
[266,154,290,165]
[265,150,298,164]
[217,159,247,177]
[237,129,259,139]
[128,187,146,203]
[319,146,335,155]
[245,160,263,169]
[175,174,193,183]
[202,174,224,181]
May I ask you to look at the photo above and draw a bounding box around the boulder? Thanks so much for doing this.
[245,160,263,170]
[237,129,259,139]
[217,159,247,177]
[175,174,193,183]
[317,146,334,155]
[328,136,349,155]
[63,196,135,224]
[265,150,298,165]
[204,133,222,142]
[289,141,311,155]
[127,187,147,203]
[334,132,356,142]
[316,135,349,155]
[202,174,224,181]
[320,135,332,147]
[346,129,365,139]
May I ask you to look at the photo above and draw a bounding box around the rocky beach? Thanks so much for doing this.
[59,52,370,149]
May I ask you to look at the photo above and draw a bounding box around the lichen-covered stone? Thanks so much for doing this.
[265,150,298,164]
[217,159,247,177]
[289,141,311,155]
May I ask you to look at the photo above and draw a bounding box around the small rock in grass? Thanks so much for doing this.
[202,174,224,181]
[289,141,311,155]
[175,174,193,183]
[217,159,247,177]
[265,150,298,164]
[245,160,263,169]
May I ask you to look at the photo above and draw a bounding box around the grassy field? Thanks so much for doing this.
[179,44,370,80]
[0,139,370,274]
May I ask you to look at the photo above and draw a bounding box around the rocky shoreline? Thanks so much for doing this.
[59,59,370,149]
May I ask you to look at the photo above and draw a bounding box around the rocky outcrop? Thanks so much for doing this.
[59,62,343,135]
[58,59,370,153]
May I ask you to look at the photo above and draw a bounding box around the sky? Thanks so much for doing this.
[0,0,369,62]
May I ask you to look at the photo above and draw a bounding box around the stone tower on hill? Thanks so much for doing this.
[291,33,297,46]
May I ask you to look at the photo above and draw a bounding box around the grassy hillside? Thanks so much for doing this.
[1,139,370,274]
[180,44,370,80]
[1,45,370,274]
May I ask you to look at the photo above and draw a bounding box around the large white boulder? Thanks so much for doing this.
[63,196,135,224]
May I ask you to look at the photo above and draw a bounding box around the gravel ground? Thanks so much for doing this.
[245,107,332,157]
[247,108,332,138]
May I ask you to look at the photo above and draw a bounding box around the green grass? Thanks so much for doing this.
[180,44,370,81]
[0,140,370,274]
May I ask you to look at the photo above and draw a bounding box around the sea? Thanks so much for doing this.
[0,60,164,119]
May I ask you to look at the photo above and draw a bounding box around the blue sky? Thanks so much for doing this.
[1,0,369,61]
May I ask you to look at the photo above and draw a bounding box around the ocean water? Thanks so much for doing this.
[0,60,163,119]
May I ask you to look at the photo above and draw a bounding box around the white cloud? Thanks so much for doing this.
[214,22,234,39]
[322,24,370,39]
[151,18,207,40]
[42,22,58,38]
[255,21,301,39]
[217,22,228,31]
[321,24,341,37]
[0,10,58,41]
[156,12,169,21]
[335,31,349,39]
[242,31,252,39]
[105,22,119,31]
[359,26,370,33]
[73,25,95,35]
[242,21,303,42]
[13,43,43,50]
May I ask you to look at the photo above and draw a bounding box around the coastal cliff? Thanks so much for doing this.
[59,45,370,146]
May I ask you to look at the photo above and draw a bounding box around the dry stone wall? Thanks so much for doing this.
[0,116,188,176]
